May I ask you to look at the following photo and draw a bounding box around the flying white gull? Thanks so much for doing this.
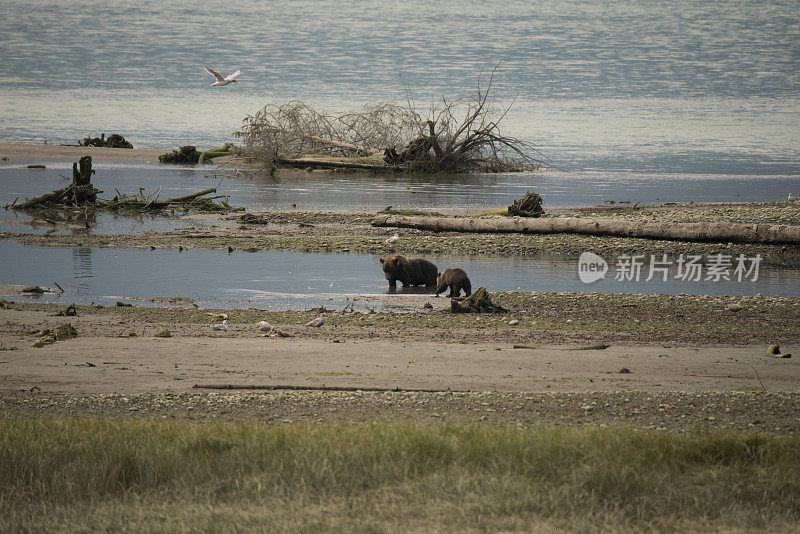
[305,314,326,327]
[212,319,228,331]
[204,66,242,86]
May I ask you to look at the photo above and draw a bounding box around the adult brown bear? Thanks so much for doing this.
[435,268,472,297]
[379,255,438,288]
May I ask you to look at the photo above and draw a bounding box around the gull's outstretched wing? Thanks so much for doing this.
[204,66,225,82]
[225,70,242,81]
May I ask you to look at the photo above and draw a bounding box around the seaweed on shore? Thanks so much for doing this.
[78,133,133,149]
[159,144,234,165]
[159,146,201,164]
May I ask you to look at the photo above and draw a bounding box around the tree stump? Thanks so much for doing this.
[72,156,95,186]
[508,191,544,218]
[11,156,100,210]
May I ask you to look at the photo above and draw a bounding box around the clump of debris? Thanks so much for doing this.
[78,133,133,149]
[5,156,241,222]
[508,191,544,217]
[450,287,507,313]
[159,144,234,165]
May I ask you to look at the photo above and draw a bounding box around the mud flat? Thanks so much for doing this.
[0,142,167,163]
[4,203,800,263]
[2,185,799,430]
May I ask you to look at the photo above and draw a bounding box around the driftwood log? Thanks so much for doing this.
[372,214,800,245]
[276,156,390,171]
[103,187,237,213]
[277,130,382,157]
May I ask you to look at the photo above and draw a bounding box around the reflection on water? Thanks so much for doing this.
[72,247,93,280]
[1,242,798,311]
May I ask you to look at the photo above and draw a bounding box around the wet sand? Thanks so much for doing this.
[0,142,166,163]
[1,334,796,395]
[1,301,797,396]
[2,303,798,433]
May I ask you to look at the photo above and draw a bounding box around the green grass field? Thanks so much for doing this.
[2,418,798,532]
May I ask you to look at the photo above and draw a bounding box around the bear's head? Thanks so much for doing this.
[379,255,406,280]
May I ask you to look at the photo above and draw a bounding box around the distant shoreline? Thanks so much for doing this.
[0,142,167,163]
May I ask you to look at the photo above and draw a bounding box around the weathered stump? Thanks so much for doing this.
[451,287,506,313]
[72,155,95,186]
[508,190,544,218]
[11,156,101,210]
[384,137,433,165]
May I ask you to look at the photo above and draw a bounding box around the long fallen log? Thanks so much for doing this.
[285,131,382,156]
[277,156,394,171]
[371,214,800,245]
[156,187,217,205]
[100,187,239,213]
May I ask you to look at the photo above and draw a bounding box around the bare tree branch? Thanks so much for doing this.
[235,67,546,173]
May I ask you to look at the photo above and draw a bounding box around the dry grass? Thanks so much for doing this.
[1,418,799,532]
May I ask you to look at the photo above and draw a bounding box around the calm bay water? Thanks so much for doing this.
[2,161,798,236]
[2,1,798,304]
[1,0,798,175]
[1,242,797,310]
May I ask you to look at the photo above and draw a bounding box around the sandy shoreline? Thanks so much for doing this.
[1,334,795,395]
[2,302,798,432]
[0,142,167,163]
[1,299,797,396]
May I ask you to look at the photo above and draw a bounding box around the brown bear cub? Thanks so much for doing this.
[435,268,472,297]
[379,255,438,288]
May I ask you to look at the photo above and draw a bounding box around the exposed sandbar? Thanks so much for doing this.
[0,142,166,163]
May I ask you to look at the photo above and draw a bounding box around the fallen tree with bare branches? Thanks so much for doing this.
[235,69,545,174]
